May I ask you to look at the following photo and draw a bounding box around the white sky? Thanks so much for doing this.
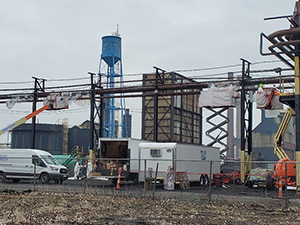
[0,0,297,144]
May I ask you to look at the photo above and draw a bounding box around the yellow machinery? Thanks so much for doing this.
[274,107,295,160]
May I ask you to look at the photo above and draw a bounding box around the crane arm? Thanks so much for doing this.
[274,107,295,160]
[0,104,49,136]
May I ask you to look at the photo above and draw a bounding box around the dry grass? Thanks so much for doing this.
[0,190,299,224]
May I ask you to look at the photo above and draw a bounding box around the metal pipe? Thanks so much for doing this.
[33,163,36,191]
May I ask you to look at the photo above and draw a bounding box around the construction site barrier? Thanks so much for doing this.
[0,157,298,206]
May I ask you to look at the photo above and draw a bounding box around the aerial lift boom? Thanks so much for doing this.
[269,106,297,189]
[274,107,295,160]
[0,104,49,136]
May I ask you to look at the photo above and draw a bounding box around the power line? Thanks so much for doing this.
[0,59,295,96]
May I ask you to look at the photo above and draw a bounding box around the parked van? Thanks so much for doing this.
[0,149,68,184]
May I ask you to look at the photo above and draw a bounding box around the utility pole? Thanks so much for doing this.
[31,77,46,149]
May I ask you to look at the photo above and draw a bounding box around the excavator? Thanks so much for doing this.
[266,106,297,190]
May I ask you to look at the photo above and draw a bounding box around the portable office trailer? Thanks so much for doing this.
[136,142,220,182]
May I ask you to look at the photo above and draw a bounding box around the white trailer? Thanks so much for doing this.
[135,142,220,182]
[97,138,220,183]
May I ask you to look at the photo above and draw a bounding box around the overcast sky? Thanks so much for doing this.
[0,0,297,143]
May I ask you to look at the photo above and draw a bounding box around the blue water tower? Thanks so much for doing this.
[98,31,128,138]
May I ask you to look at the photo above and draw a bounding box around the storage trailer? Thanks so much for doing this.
[96,138,220,183]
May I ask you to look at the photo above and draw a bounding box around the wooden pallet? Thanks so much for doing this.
[176,172,190,190]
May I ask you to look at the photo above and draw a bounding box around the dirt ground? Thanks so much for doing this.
[0,190,300,225]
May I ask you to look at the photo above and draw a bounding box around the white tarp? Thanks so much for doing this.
[255,88,283,110]
[199,86,238,108]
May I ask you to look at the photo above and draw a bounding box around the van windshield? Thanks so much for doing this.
[40,155,61,165]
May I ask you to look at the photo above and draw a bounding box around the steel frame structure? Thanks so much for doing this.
[142,67,202,145]
[98,35,127,138]
[259,1,300,190]
[239,59,253,182]
[205,107,229,159]
[31,77,46,149]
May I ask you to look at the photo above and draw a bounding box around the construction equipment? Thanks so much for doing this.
[0,104,49,136]
[260,1,300,191]
[1,92,70,137]
[266,106,297,189]
[274,107,295,160]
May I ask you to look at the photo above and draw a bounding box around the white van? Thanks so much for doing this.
[0,149,68,184]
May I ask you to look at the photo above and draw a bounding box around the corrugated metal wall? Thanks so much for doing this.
[68,126,89,155]
[11,124,91,155]
[11,124,63,155]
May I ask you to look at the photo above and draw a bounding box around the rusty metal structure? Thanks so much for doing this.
[141,67,202,145]
[260,1,300,190]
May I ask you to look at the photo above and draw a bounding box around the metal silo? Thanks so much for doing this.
[98,31,128,138]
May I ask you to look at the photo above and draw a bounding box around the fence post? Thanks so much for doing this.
[152,163,159,199]
[84,158,88,194]
[208,161,212,202]
[143,159,147,196]
[285,161,288,207]
[33,163,36,191]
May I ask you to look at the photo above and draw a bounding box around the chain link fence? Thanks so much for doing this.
[0,156,300,206]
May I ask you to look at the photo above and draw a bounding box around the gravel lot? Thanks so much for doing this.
[1,180,300,224]
[0,190,300,224]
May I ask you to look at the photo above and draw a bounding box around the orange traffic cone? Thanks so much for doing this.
[116,167,122,190]
[278,180,283,199]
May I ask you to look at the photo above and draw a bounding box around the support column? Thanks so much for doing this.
[294,56,300,191]
[240,62,246,182]
[240,59,252,183]
[31,77,45,149]
[31,80,37,149]
[90,73,95,152]
[154,69,158,142]
[227,72,234,158]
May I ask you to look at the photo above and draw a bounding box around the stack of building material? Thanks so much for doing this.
[176,172,190,190]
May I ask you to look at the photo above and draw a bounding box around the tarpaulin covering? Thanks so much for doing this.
[199,86,238,108]
[255,88,283,110]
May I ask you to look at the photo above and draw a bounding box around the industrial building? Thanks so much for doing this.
[11,111,132,155]
[252,111,295,162]
[11,123,89,155]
